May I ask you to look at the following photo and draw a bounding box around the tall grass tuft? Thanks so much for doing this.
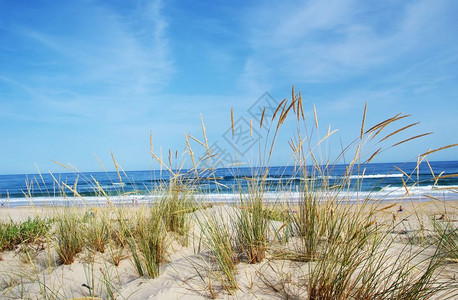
[129,205,167,278]
[161,183,194,245]
[433,218,458,262]
[290,191,330,261]
[84,208,110,253]
[303,231,448,300]
[54,211,84,265]
[236,184,268,264]
[198,208,239,292]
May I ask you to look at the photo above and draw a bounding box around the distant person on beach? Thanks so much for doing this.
[397,205,403,212]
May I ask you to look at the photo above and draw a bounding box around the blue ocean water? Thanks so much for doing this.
[0,161,457,206]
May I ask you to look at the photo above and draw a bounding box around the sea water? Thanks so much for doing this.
[0,161,457,207]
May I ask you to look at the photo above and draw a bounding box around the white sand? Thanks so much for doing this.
[0,201,456,299]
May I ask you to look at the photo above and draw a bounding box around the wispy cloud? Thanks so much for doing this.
[1,0,173,122]
[240,0,457,86]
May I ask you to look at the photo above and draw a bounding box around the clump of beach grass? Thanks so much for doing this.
[54,210,85,265]
[84,208,110,253]
[292,229,449,300]
[236,186,268,264]
[109,207,131,249]
[161,182,194,246]
[290,191,331,261]
[0,217,51,252]
[197,207,239,293]
[433,218,458,262]
[264,199,453,299]
[128,205,167,278]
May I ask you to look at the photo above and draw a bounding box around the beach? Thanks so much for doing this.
[0,197,456,299]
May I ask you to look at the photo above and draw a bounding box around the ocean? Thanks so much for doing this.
[0,161,457,207]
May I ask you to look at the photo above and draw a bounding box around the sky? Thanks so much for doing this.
[0,0,457,174]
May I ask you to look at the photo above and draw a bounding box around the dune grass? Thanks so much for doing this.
[0,217,51,252]
[433,218,458,262]
[197,207,239,293]
[236,190,268,264]
[84,208,110,253]
[160,183,194,246]
[130,205,167,278]
[54,210,85,265]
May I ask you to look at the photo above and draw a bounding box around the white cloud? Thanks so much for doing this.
[240,0,457,86]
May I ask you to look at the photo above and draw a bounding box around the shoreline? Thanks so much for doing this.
[1,189,457,208]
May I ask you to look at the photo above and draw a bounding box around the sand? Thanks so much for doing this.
[0,200,456,299]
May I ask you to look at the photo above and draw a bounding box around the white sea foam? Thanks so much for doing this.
[260,173,403,181]
[327,174,404,180]
[3,185,457,207]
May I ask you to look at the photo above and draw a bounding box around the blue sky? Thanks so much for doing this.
[0,0,457,174]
